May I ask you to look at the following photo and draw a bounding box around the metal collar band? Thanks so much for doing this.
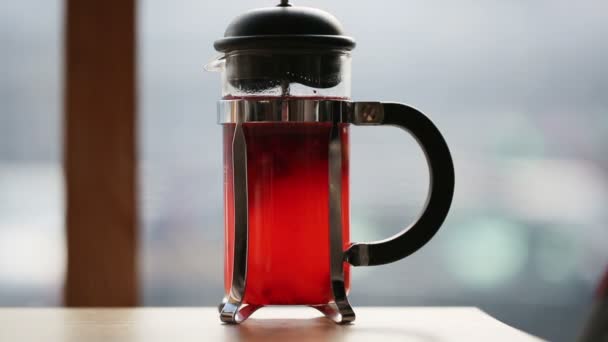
[218,99,384,125]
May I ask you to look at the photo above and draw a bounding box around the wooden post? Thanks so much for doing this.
[64,0,138,306]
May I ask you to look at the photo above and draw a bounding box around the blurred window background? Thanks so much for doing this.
[2,0,608,341]
[0,0,64,306]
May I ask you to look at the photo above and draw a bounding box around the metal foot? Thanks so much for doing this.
[311,301,355,324]
[218,296,228,313]
[219,296,261,324]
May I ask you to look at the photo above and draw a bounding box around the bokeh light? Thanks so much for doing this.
[444,217,529,289]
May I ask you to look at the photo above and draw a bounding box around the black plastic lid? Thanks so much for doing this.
[214,1,355,52]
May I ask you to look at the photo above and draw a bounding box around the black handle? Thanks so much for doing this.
[345,102,455,266]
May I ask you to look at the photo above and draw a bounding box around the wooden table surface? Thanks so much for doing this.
[0,307,543,342]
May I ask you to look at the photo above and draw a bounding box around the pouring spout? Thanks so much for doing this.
[205,55,225,72]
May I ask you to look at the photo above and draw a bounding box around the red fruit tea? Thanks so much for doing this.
[223,104,351,305]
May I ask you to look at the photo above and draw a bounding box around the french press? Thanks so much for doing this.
[208,1,455,324]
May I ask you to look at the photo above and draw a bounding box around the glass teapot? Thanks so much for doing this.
[207,1,455,324]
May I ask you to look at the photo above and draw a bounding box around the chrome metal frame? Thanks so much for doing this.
[218,109,259,324]
[318,118,355,324]
[218,99,383,324]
